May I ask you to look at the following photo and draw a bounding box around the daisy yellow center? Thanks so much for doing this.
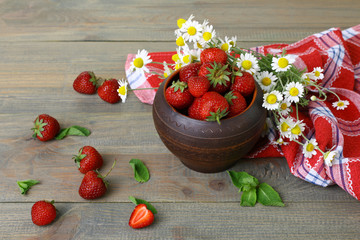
[280,103,288,110]
[197,42,203,49]
[203,32,212,41]
[280,122,290,132]
[230,41,235,47]
[187,26,197,36]
[315,71,321,77]
[176,36,185,46]
[164,72,168,78]
[221,43,229,52]
[261,77,272,86]
[306,143,315,152]
[289,87,299,96]
[266,94,277,104]
[291,125,301,135]
[337,102,344,107]
[278,58,289,69]
[183,55,191,64]
[175,63,182,70]
[133,58,144,68]
[241,60,252,70]
[118,86,126,96]
[177,19,186,29]
[172,54,180,62]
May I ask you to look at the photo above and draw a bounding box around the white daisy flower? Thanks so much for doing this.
[332,100,350,110]
[199,24,216,47]
[129,49,152,74]
[278,117,295,138]
[219,36,232,53]
[284,82,304,103]
[163,61,173,78]
[180,19,203,43]
[324,150,337,167]
[289,120,306,141]
[178,45,192,66]
[271,55,296,72]
[177,14,195,29]
[229,36,237,48]
[279,100,291,116]
[117,79,128,103]
[302,138,318,158]
[193,41,204,50]
[262,90,283,110]
[236,53,260,74]
[276,137,289,146]
[175,30,186,47]
[254,71,277,92]
[312,67,324,80]
[302,72,315,85]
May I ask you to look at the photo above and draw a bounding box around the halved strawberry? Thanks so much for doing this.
[129,204,154,229]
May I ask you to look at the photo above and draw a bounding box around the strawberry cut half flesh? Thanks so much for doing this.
[129,204,154,229]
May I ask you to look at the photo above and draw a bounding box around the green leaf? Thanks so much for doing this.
[257,183,285,207]
[240,188,257,207]
[128,196,157,214]
[17,180,40,195]
[55,126,91,140]
[227,171,259,191]
[129,159,150,183]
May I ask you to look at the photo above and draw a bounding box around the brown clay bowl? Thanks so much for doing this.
[152,69,266,173]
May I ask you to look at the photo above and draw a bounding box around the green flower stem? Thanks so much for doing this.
[151,61,173,65]
[295,103,299,120]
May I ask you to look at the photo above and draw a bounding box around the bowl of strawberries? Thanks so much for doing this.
[152,48,266,173]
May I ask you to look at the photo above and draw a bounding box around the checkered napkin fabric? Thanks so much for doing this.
[125,25,360,200]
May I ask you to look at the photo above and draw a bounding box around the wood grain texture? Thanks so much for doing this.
[0,202,359,240]
[0,0,359,42]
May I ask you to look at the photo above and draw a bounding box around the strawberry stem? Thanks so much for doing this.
[103,159,117,178]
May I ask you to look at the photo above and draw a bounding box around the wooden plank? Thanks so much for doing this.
[0,202,359,239]
[1,150,356,202]
[0,0,358,42]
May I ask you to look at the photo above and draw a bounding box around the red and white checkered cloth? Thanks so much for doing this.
[125,25,360,200]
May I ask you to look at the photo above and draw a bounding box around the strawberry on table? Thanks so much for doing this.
[200,48,228,65]
[97,79,121,104]
[225,91,247,117]
[32,114,60,141]
[230,71,255,97]
[165,80,194,110]
[73,71,99,95]
[129,204,154,229]
[31,200,57,226]
[198,91,229,124]
[179,62,201,83]
[78,160,116,200]
[73,146,103,174]
[187,76,210,98]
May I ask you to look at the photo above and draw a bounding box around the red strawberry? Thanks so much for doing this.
[32,114,60,141]
[230,72,255,97]
[129,204,154,229]
[31,200,57,226]
[225,91,247,117]
[187,76,210,97]
[98,79,121,104]
[165,80,194,110]
[198,91,229,124]
[79,161,116,200]
[200,48,228,65]
[73,146,103,174]
[179,62,201,83]
[188,97,203,120]
[199,62,231,94]
[73,71,98,95]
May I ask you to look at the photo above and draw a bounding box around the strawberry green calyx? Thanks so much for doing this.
[17,179,40,194]
[31,117,48,138]
[87,71,98,86]
[206,62,231,88]
[170,80,188,93]
[224,91,238,105]
[206,108,229,125]
[73,148,87,169]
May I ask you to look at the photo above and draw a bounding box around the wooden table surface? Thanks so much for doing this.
[1,0,360,239]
